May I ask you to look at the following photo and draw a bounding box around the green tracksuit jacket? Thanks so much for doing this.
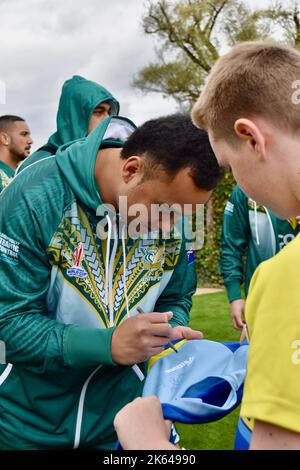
[0,116,196,449]
[220,185,300,302]
[0,161,14,193]
[16,75,119,173]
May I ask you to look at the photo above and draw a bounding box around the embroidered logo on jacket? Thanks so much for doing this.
[187,250,195,265]
[0,232,19,265]
[224,201,234,216]
[47,203,182,329]
[66,242,88,279]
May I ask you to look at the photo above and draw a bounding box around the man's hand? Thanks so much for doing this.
[170,325,203,342]
[114,396,176,450]
[230,299,245,330]
[111,312,174,365]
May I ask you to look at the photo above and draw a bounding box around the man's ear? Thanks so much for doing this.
[122,156,144,183]
[234,119,267,161]
[0,132,10,146]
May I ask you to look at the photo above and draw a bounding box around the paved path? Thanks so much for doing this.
[194,287,224,296]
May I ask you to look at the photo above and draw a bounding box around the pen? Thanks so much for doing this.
[240,321,250,345]
[136,306,178,353]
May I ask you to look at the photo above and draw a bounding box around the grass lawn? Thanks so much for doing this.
[176,291,241,450]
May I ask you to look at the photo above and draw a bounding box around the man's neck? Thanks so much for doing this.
[94,148,121,209]
[0,150,18,170]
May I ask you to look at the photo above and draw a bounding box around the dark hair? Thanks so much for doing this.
[0,115,25,132]
[121,114,221,190]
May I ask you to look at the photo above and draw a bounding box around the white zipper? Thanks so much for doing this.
[72,216,146,448]
[73,364,103,449]
[0,363,13,386]
[73,217,114,449]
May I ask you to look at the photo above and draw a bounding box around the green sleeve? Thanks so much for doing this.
[154,240,196,328]
[0,166,115,373]
[220,186,250,302]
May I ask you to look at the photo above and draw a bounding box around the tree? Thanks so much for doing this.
[253,1,300,48]
[134,0,300,286]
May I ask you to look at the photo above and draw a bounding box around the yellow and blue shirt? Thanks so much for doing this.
[240,233,300,442]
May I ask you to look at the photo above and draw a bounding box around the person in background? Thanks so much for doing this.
[0,115,33,192]
[16,75,119,173]
[221,184,300,329]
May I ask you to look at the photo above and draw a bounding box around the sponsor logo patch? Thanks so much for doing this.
[165,356,194,374]
[140,248,156,264]
[66,242,88,279]
[187,249,195,265]
[224,201,234,216]
[0,232,19,265]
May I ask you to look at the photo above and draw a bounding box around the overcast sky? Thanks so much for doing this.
[0,0,277,150]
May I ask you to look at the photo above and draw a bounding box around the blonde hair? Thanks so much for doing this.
[192,41,300,142]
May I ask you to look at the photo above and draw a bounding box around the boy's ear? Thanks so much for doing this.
[234,118,267,161]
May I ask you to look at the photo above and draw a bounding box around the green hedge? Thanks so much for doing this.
[196,169,235,286]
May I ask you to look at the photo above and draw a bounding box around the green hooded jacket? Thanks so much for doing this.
[220,185,300,302]
[16,75,119,174]
[0,116,196,450]
[0,161,14,193]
